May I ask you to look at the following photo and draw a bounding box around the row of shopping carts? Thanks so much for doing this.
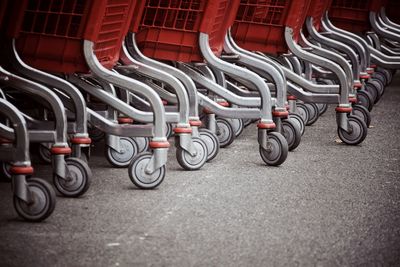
[0,0,399,222]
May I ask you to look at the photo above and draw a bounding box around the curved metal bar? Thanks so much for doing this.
[83,40,167,141]
[0,67,67,145]
[225,32,287,109]
[287,81,340,104]
[370,12,400,41]
[10,40,88,137]
[199,33,273,123]
[306,17,360,81]
[126,33,199,120]
[120,41,189,128]
[284,27,349,106]
[377,10,400,35]
[369,47,400,69]
[287,57,303,75]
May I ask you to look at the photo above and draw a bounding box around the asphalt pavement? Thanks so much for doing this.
[0,74,399,267]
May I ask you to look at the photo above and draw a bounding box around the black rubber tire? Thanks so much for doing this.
[216,118,235,148]
[295,103,310,126]
[357,90,373,112]
[338,116,368,146]
[0,161,12,182]
[14,177,56,222]
[304,103,319,126]
[176,137,208,170]
[316,103,328,116]
[105,137,139,168]
[282,118,302,151]
[364,81,379,104]
[38,143,52,164]
[289,113,305,136]
[352,104,371,128]
[88,126,105,143]
[259,131,289,166]
[230,118,244,137]
[199,128,220,162]
[128,152,165,189]
[53,157,92,197]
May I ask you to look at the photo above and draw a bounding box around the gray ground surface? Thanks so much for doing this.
[0,75,399,267]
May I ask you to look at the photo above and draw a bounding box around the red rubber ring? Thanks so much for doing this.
[173,127,193,134]
[149,141,170,149]
[189,120,202,127]
[257,122,276,129]
[287,95,297,100]
[272,110,289,118]
[51,146,72,155]
[70,137,92,144]
[162,100,168,106]
[370,64,377,68]
[360,74,370,79]
[217,101,230,107]
[203,108,213,114]
[353,82,363,89]
[335,106,352,113]
[349,97,357,103]
[118,117,134,124]
[10,166,34,175]
[367,69,374,74]
[0,138,13,144]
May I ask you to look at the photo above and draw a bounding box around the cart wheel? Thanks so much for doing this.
[14,177,56,222]
[338,116,367,146]
[352,104,371,128]
[128,152,165,189]
[282,118,302,151]
[364,81,379,104]
[53,157,91,197]
[0,161,12,182]
[367,79,384,103]
[289,113,305,136]
[316,103,328,116]
[371,78,385,97]
[216,118,235,148]
[372,70,388,86]
[304,103,319,126]
[356,90,373,112]
[105,137,139,168]
[230,118,244,137]
[243,118,253,127]
[38,143,52,164]
[88,126,105,142]
[199,128,220,162]
[295,103,310,126]
[259,132,288,166]
[377,68,393,84]
[133,137,149,153]
[165,123,173,139]
[176,137,207,170]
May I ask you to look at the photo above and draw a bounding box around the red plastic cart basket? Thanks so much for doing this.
[307,0,333,31]
[329,0,385,33]
[9,0,136,73]
[133,0,240,62]
[231,0,312,55]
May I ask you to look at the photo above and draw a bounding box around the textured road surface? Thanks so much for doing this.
[1,75,400,267]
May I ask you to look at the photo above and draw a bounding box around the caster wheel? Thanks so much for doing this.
[295,103,310,126]
[376,68,392,84]
[38,143,52,164]
[88,127,105,142]
[368,78,385,101]
[128,152,165,189]
[259,131,288,166]
[0,161,12,182]
[53,157,92,197]
[372,70,388,86]
[14,178,56,222]
[176,137,208,170]
[352,104,371,128]
[338,116,367,145]
[289,113,305,136]
[216,118,235,148]
[316,103,328,116]
[105,137,139,168]
[199,128,220,162]
[304,103,319,126]
[165,123,174,139]
[282,118,302,151]
[133,137,149,153]
[364,81,379,104]
[229,118,244,137]
[357,90,373,112]
[243,118,253,127]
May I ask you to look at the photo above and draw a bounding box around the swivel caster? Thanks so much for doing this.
[216,118,235,148]
[105,137,139,168]
[304,103,319,126]
[352,104,371,128]
[53,157,92,197]
[259,132,288,166]
[357,90,373,112]
[199,128,220,162]
[338,116,368,145]
[229,118,244,137]
[128,152,165,189]
[14,178,56,222]
[316,103,328,116]
[295,103,310,126]
[176,137,208,170]
[282,118,302,151]
[289,113,305,136]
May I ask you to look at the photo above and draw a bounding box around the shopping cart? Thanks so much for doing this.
[0,1,56,221]
[6,0,170,189]
[132,0,289,166]
[230,0,369,145]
